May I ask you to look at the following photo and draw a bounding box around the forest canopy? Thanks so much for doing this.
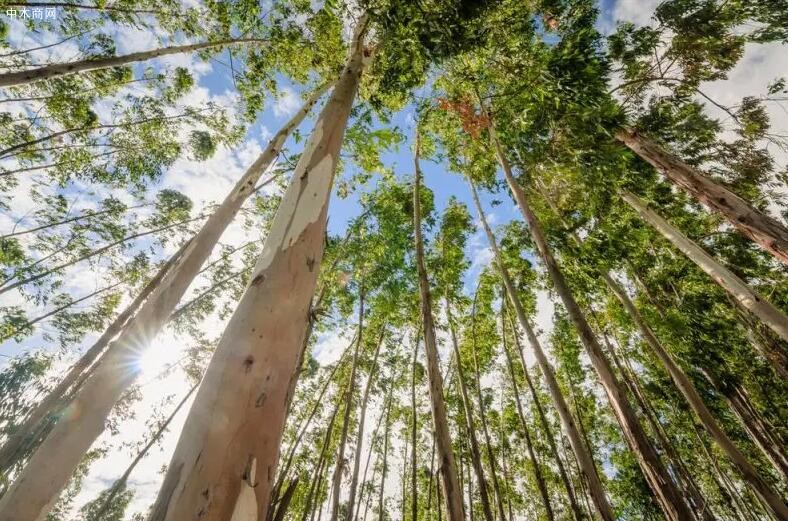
[0,0,787,520]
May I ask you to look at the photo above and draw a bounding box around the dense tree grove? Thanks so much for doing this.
[0,0,786,520]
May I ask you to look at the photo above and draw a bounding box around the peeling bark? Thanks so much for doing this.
[617,128,788,265]
[143,23,370,521]
[0,79,334,521]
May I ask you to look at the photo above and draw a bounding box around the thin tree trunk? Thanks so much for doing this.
[356,388,391,521]
[503,303,584,521]
[0,38,267,88]
[468,293,507,521]
[690,419,759,521]
[617,128,788,265]
[410,330,419,521]
[401,425,410,519]
[1,279,123,341]
[601,332,713,521]
[302,396,342,521]
[269,347,352,519]
[0,77,335,521]
[466,176,614,521]
[491,131,698,521]
[427,435,436,520]
[0,201,150,239]
[310,459,329,521]
[143,26,368,519]
[90,382,198,520]
[536,180,782,517]
[0,212,207,294]
[622,190,788,359]
[413,132,465,521]
[499,309,555,521]
[466,457,474,521]
[495,413,514,521]
[329,291,366,521]
[703,369,788,483]
[0,241,187,476]
[445,299,495,521]
[347,329,384,521]
[378,398,392,521]
[273,478,300,521]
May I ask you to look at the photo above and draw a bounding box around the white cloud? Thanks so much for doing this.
[700,41,788,170]
[312,329,354,365]
[611,0,661,29]
[273,87,301,118]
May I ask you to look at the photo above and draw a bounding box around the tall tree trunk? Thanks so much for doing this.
[377,398,392,521]
[0,38,267,88]
[536,180,784,517]
[445,299,495,521]
[702,369,788,482]
[413,133,465,521]
[143,24,369,521]
[0,240,187,476]
[302,396,342,521]
[503,305,584,521]
[468,294,507,521]
[616,128,788,265]
[427,436,436,519]
[347,330,385,521]
[356,388,391,521]
[0,77,336,521]
[689,419,759,521]
[401,425,410,519]
[621,190,788,358]
[272,478,300,521]
[329,291,366,521]
[269,344,352,520]
[495,413,514,521]
[601,333,714,521]
[90,382,198,520]
[466,177,614,521]
[499,312,555,521]
[491,131,698,521]
[410,331,419,521]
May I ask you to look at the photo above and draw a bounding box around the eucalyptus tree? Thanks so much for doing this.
[528,166,788,513]
[424,78,616,519]
[413,133,465,520]
[0,34,340,521]
[430,197,496,521]
[143,15,372,521]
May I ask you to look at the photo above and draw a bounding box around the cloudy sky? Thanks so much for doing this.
[1,1,786,518]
